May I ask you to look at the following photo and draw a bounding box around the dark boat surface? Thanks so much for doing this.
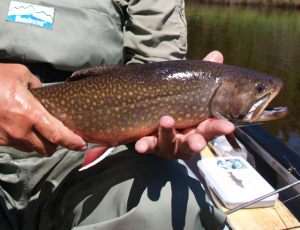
[236,126,300,220]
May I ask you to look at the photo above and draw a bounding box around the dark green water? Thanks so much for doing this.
[186,4,300,155]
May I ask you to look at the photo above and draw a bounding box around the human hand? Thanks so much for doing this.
[135,51,235,159]
[0,64,86,156]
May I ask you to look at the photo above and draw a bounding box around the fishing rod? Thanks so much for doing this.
[225,179,300,215]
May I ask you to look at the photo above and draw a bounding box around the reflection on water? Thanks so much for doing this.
[186,4,300,154]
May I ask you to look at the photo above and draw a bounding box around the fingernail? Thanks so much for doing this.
[160,116,175,128]
[208,51,218,61]
[136,142,148,154]
[194,142,205,151]
[80,144,88,151]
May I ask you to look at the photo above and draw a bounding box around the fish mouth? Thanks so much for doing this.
[243,91,288,124]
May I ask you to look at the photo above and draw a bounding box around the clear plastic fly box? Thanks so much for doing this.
[197,156,278,209]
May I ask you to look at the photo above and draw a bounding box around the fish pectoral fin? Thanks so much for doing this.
[67,65,118,82]
[79,145,113,171]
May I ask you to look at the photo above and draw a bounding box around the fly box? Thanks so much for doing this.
[198,156,278,209]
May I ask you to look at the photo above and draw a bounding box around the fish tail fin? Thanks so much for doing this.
[79,145,113,171]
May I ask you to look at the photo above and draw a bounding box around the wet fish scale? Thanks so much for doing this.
[30,60,286,146]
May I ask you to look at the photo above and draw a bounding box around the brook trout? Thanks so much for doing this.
[30,60,287,163]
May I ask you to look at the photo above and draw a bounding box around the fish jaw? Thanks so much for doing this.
[242,83,288,124]
[209,71,288,126]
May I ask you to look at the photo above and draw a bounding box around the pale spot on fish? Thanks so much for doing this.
[84,122,90,128]
[60,113,67,120]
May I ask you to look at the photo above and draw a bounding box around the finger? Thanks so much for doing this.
[26,73,42,89]
[196,118,235,141]
[0,130,8,146]
[157,116,176,157]
[203,50,224,63]
[135,136,158,154]
[6,130,57,156]
[9,143,33,153]
[26,130,58,156]
[186,133,207,153]
[32,106,87,151]
[174,133,206,160]
[14,64,42,88]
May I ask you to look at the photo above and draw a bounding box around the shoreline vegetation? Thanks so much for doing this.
[186,0,300,9]
[185,4,300,154]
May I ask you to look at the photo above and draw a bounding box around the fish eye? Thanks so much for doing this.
[256,83,266,94]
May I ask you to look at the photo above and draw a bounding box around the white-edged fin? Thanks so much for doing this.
[79,147,114,171]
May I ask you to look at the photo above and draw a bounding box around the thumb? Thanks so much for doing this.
[203,50,224,63]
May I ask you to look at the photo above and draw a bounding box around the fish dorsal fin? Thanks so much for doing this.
[66,65,117,82]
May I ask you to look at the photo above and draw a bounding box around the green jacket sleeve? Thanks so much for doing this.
[115,0,187,64]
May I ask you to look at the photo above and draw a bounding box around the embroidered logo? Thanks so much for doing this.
[7,1,55,29]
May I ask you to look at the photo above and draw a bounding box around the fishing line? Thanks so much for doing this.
[282,193,300,204]
[225,179,300,215]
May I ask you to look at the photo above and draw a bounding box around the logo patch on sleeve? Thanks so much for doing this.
[7,1,55,29]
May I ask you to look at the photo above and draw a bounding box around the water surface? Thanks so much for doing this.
[186,4,300,154]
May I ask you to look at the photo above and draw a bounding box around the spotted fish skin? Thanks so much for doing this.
[30,60,285,146]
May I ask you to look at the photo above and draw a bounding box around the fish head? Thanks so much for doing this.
[209,69,288,125]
